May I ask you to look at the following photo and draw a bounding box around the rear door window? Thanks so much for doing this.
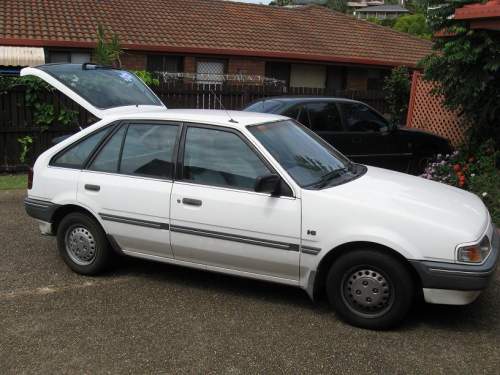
[88,127,127,173]
[304,102,343,131]
[120,124,179,179]
[283,105,301,121]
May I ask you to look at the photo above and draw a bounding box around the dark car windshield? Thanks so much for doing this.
[245,100,284,113]
[248,120,354,188]
[38,64,163,109]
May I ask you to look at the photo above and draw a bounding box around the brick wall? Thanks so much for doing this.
[121,52,147,70]
[184,56,197,74]
[227,58,265,77]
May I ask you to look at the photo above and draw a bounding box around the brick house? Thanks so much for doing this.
[0,0,432,91]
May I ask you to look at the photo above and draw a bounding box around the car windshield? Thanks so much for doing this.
[38,64,163,109]
[248,120,351,188]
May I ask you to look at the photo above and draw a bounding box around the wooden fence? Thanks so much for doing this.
[406,72,466,147]
[0,82,387,171]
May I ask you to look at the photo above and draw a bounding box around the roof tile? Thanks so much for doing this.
[0,0,432,67]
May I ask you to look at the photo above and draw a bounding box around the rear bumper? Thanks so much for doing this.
[24,197,59,235]
[410,228,499,305]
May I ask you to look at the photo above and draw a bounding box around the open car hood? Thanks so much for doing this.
[20,63,166,119]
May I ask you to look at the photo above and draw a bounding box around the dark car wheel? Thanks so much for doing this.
[411,155,433,175]
[57,212,112,275]
[326,248,415,330]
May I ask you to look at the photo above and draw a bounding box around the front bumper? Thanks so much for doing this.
[410,228,499,305]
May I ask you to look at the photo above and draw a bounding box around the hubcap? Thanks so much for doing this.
[65,226,96,266]
[342,268,393,318]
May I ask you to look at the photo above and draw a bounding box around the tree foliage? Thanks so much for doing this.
[406,0,430,14]
[269,0,348,13]
[366,16,397,28]
[393,14,432,39]
[325,0,348,13]
[94,24,123,67]
[269,0,294,5]
[365,14,431,40]
[420,0,500,149]
[383,66,411,126]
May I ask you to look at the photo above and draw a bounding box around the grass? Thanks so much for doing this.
[0,174,27,190]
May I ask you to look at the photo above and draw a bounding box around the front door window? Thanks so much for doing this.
[183,127,271,190]
[340,103,388,133]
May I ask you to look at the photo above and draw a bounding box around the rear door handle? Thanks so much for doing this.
[182,198,202,207]
[84,184,100,192]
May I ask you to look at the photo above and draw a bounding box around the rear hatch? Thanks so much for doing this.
[20,63,166,119]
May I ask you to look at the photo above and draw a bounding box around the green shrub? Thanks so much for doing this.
[420,0,500,150]
[383,66,411,126]
[133,71,160,87]
[393,14,432,40]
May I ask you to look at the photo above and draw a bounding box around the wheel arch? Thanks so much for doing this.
[51,204,103,235]
[311,241,422,301]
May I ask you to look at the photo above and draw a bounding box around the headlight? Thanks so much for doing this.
[457,236,491,263]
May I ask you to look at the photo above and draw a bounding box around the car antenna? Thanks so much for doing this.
[209,89,238,123]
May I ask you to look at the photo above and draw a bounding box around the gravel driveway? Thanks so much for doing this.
[1,190,499,374]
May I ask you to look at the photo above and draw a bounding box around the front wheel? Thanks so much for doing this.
[410,155,433,175]
[326,249,415,330]
[57,212,112,275]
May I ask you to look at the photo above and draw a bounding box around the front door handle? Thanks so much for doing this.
[182,198,202,207]
[84,184,100,192]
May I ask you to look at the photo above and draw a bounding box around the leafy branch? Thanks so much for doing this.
[94,24,123,67]
[17,136,33,164]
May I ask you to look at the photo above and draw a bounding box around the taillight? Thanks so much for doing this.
[27,167,33,190]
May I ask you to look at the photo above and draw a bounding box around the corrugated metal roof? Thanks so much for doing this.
[0,46,45,67]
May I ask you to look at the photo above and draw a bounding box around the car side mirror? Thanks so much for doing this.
[255,174,281,196]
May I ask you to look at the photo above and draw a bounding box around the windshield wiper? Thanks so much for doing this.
[312,168,349,188]
[346,160,356,172]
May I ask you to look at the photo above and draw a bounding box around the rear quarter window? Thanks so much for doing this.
[51,127,111,169]
[245,100,284,113]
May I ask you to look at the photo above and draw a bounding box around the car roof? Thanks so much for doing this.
[105,109,288,129]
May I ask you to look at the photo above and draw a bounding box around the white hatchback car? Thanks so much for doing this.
[24,64,498,329]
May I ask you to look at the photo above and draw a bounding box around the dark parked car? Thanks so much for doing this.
[244,97,452,174]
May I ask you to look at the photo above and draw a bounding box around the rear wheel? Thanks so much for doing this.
[326,248,414,330]
[57,212,111,275]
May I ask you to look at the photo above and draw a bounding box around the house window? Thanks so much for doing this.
[47,50,91,64]
[289,64,326,89]
[146,55,183,73]
[196,60,225,84]
[265,62,290,85]
[366,69,389,91]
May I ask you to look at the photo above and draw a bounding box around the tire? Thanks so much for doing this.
[326,248,414,330]
[410,155,432,175]
[57,212,112,275]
